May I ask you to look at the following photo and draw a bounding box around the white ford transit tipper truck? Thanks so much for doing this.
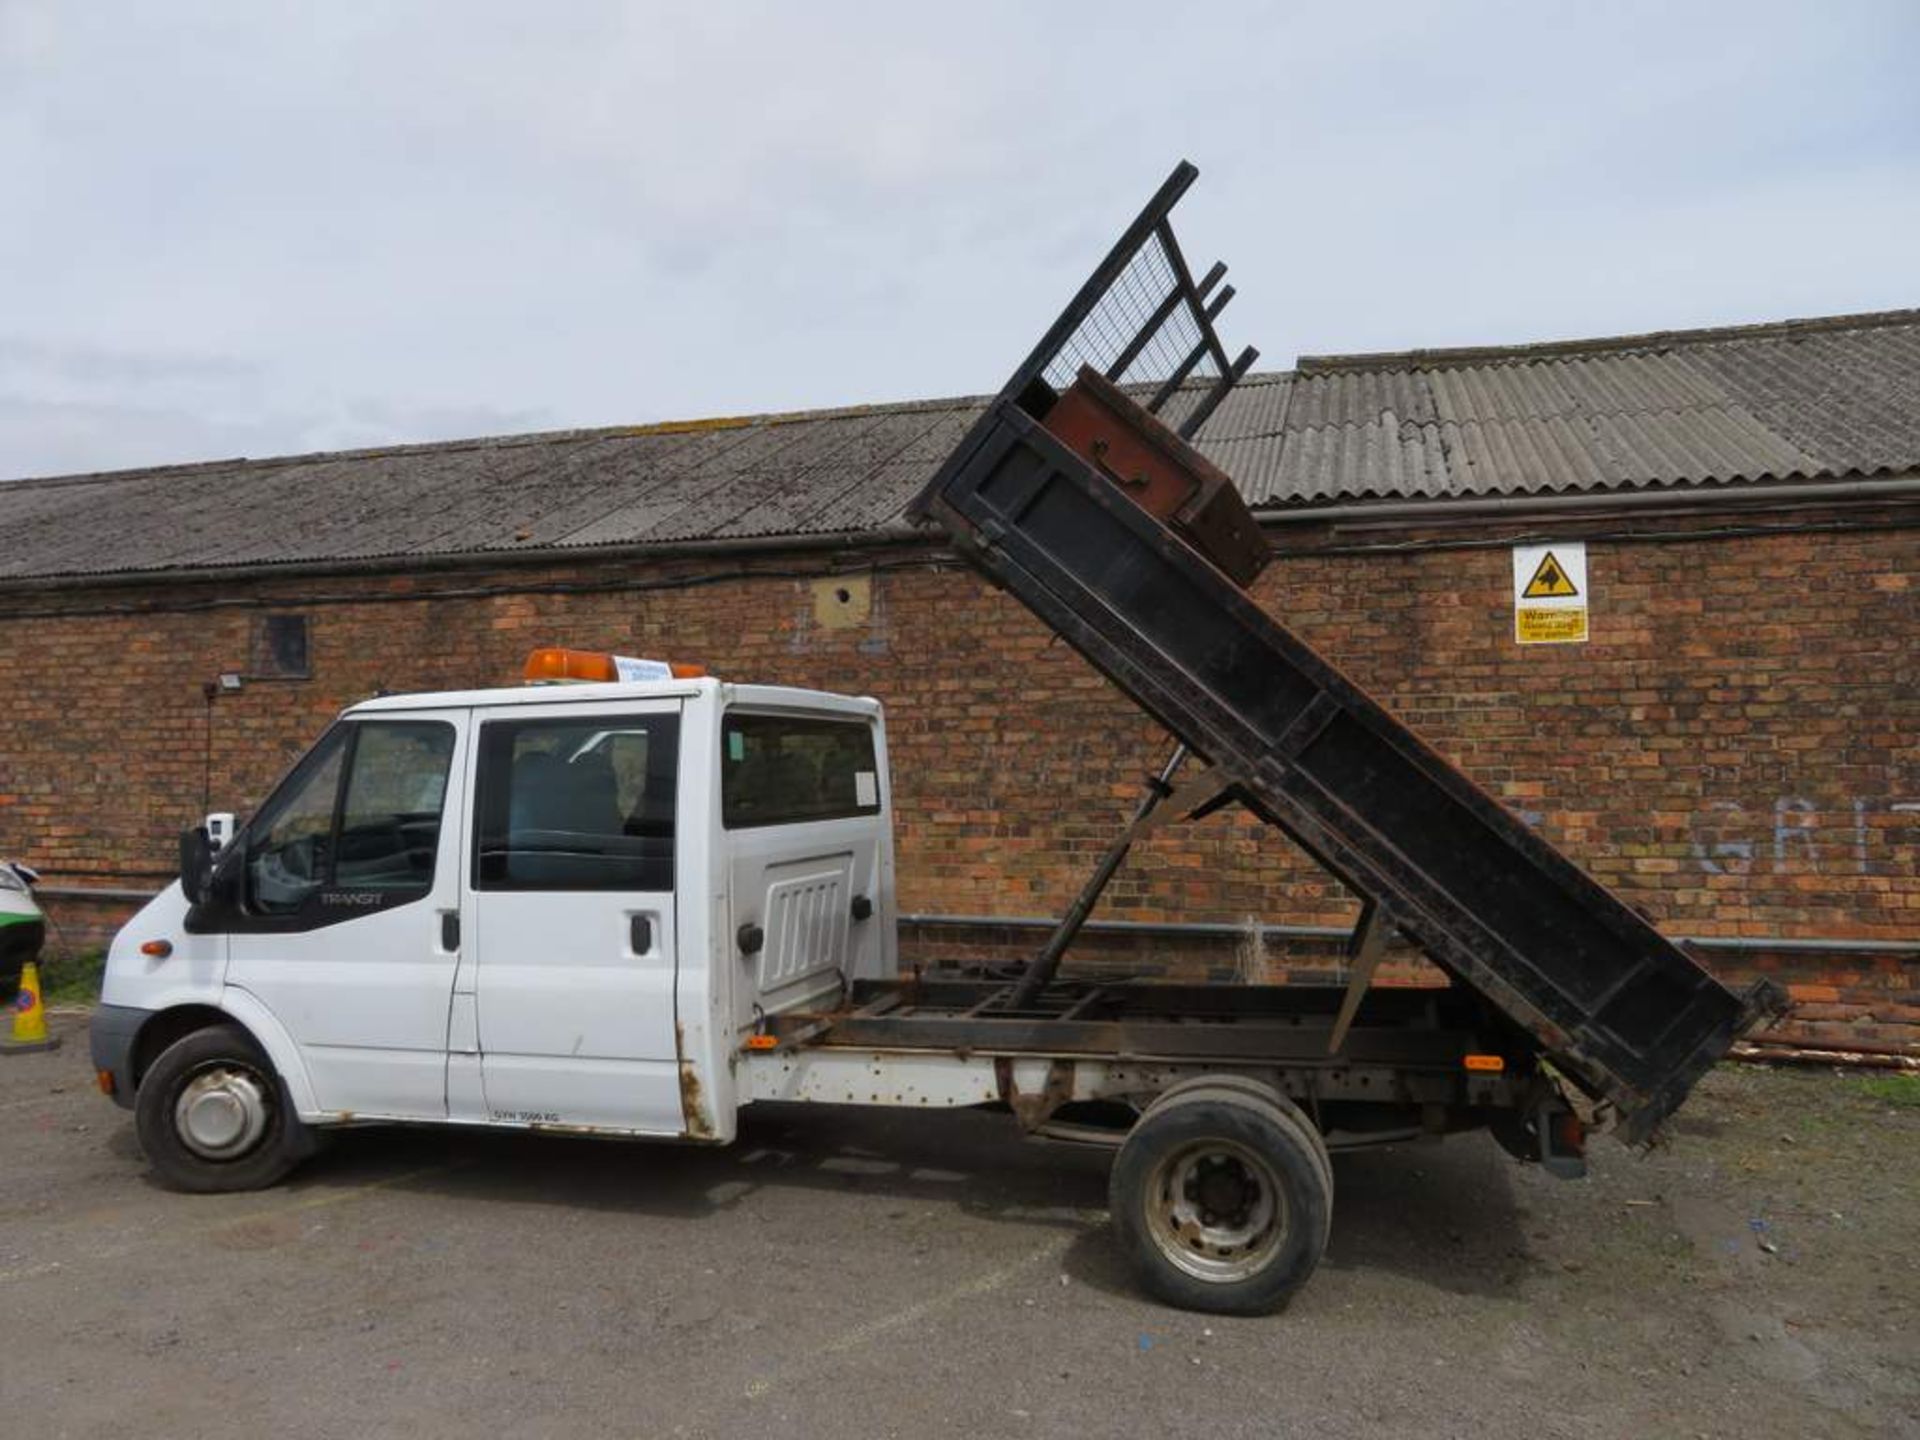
[87,163,1780,1314]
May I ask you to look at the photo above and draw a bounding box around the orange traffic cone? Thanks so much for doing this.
[1,959,60,1055]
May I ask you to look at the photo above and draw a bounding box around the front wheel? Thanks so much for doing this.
[1109,1080,1333,1315]
[134,1024,311,1193]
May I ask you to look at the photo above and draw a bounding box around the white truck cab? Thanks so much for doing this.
[92,653,897,1186]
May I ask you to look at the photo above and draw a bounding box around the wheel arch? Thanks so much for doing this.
[131,995,317,1116]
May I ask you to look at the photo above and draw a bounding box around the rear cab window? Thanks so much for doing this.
[722,713,880,828]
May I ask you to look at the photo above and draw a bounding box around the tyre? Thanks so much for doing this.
[1109,1080,1333,1315]
[1146,1075,1334,1200]
[133,1024,311,1193]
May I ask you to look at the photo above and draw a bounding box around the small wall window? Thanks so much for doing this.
[251,614,311,679]
[473,715,679,891]
[722,714,880,828]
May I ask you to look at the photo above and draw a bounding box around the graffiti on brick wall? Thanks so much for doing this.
[1509,797,1919,876]
[1689,797,1919,875]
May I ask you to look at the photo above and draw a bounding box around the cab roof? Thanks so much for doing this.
[344,677,881,718]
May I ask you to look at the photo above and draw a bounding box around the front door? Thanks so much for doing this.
[466,703,683,1132]
[224,713,467,1119]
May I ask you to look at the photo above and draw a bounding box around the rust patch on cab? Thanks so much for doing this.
[677,1022,715,1140]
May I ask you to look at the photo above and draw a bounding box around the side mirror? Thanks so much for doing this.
[179,826,214,906]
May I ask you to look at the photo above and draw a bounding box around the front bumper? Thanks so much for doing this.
[88,1003,149,1111]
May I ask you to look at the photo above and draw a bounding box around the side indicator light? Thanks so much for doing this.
[140,939,173,959]
[743,1034,779,1052]
[1463,1053,1506,1072]
[95,1068,117,1096]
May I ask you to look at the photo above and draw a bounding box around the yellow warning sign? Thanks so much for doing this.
[1515,608,1588,644]
[1512,542,1589,645]
[1521,550,1580,599]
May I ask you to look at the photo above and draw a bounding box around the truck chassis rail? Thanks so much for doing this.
[747,976,1542,1141]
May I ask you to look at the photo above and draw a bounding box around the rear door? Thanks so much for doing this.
[467,703,683,1131]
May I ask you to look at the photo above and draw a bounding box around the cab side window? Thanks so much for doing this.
[247,728,348,914]
[473,716,679,891]
[245,721,456,916]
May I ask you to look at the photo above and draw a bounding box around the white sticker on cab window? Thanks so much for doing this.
[855,771,877,806]
[728,731,745,762]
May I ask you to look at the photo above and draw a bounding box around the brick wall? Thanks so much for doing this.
[1,507,1913,1048]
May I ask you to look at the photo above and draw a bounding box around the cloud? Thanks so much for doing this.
[0,333,549,478]
[1,0,1915,479]
[0,391,556,480]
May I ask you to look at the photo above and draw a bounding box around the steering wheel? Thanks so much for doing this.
[279,836,318,883]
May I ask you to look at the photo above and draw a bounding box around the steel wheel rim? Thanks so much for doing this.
[1143,1138,1288,1283]
[174,1062,272,1161]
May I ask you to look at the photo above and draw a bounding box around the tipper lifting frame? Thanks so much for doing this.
[907,161,1787,1145]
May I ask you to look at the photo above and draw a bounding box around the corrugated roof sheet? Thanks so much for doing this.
[1,308,1915,581]
[1255,307,1920,505]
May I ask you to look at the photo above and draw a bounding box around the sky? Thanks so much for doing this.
[3,1,1917,480]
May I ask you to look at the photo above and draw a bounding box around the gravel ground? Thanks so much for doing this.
[2,1011,1915,1439]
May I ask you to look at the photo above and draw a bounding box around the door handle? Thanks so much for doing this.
[440,911,460,951]
[630,914,653,955]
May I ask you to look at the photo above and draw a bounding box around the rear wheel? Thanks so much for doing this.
[134,1024,311,1193]
[1109,1080,1332,1315]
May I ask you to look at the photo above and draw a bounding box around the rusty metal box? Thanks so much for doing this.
[1040,366,1269,586]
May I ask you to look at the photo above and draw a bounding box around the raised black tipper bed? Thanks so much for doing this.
[911,161,1786,1145]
